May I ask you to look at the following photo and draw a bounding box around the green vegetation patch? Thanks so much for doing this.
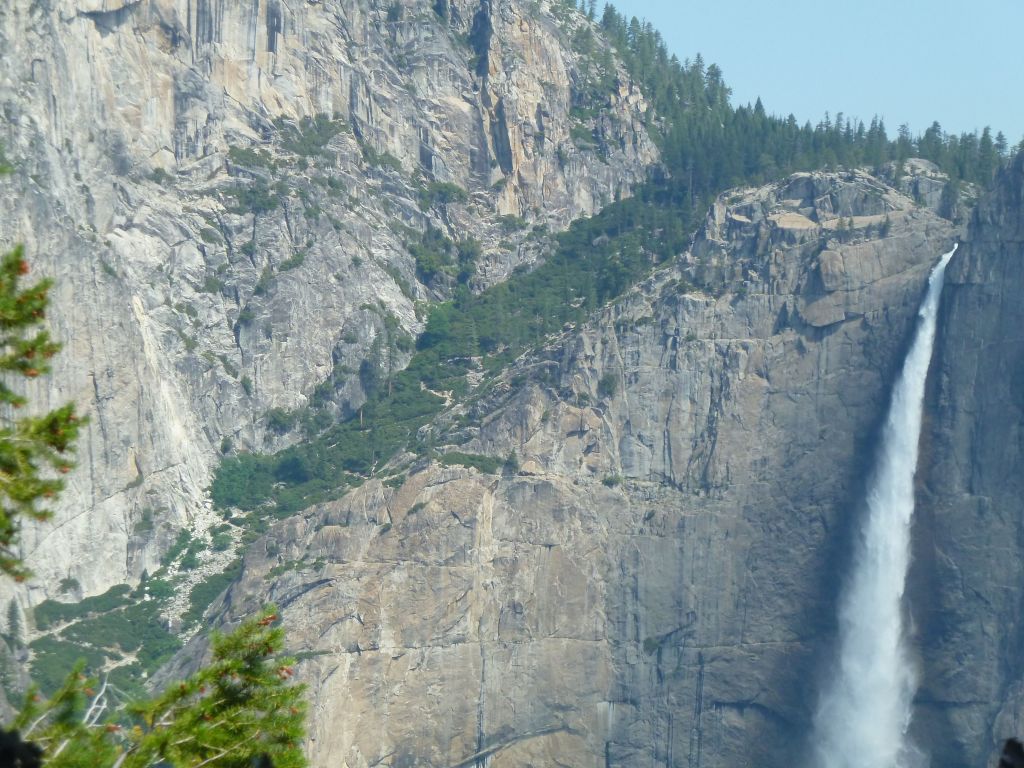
[228,146,276,171]
[280,251,306,271]
[211,186,685,514]
[223,179,284,215]
[34,584,132,630]
[438,452,502,474]
[358,138,403,173]
[180,558,243,629]
[277,114,347,158]
[418,181,468,210]
[29,636,107,696]
[161,529,194,567]
[408,226,480,283]
[30,591,181,696]
[213,373,443,514]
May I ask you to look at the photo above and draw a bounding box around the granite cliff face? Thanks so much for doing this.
[0,0,657,599]
[182,171,958,767]
[3,0,1021,763]
[911,154,1024,767]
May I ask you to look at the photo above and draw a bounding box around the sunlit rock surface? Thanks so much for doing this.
[178,172,959,766]
[0,0,657,599]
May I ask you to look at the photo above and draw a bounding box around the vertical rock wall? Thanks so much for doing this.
[186,172,958,766]
[0,0,657,601]
[913,154,1024,767]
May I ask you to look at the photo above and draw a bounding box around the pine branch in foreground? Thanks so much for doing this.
[9,606,307,768]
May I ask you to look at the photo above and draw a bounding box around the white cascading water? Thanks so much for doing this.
[812,244,958,768]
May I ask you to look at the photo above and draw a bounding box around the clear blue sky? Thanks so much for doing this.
[614,0,1024,142]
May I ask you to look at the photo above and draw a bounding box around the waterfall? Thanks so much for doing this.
[811,244,958,768]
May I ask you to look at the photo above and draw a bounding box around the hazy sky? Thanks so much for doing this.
[615,0,1024,142]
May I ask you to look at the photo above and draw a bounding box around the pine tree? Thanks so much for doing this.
[978,126,997,180]
[6,600,20,647]
[11,607,307,767]
[995,131,1009,159]
[939,178,961,221]
[0,244,85,581]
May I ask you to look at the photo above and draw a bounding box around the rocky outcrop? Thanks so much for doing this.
[912,153,1024,767]
[186,172,957,767]
[0,0,657,601]
[891,157,977,222]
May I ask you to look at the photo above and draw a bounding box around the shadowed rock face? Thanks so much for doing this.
[912,155,1024,768]
[179,172,960,767]
[0,0,657,600]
